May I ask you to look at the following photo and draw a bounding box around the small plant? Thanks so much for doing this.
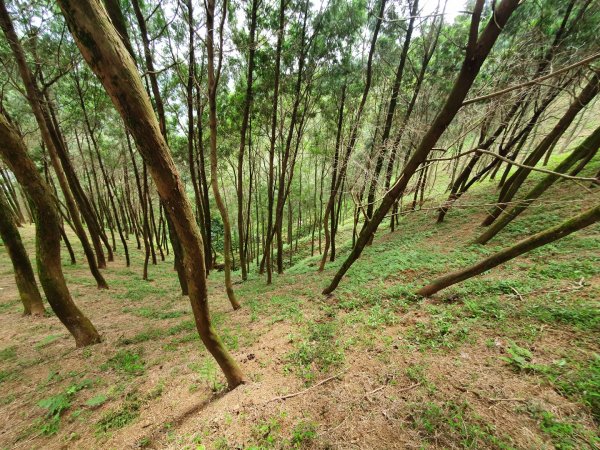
[538,411,580,450]
[86,394,108,408]
[408,401,513,448]
[118,328,163,345]
[287,320,344,383]
[290,420,317,447]
[36,380,92,435]
[253,416,282,448]
[35,334,61,349]
[102,349,145,375]
[189,359,225,392]
[406,310,470,351]
[501,342,549,373]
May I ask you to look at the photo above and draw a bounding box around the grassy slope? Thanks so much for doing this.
[0,155,598,449]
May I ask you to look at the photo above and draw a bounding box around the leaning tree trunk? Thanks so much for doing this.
[0,190,46,316]
[0,112,100,346]
[475,125,600,244]
[0,1,108,290]
[481,73,599,226]
[417,204,600,296]
[205,0,240,310]
[323,0,521,295]
[57,0,244,388]
[319,0,387,271]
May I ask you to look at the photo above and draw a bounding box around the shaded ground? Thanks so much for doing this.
[0,159,599,449]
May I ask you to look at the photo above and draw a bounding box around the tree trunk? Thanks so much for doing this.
[57,0,244,387]
[236,0,258,282]
[319,0,387,271]
[475,125,600,244]
[323,0,520,295]
[0,112,100,346]
[365,0,418,221]
[481,73,599,226]
[261,0,285,283]
[418,204,600,296]
[0,2,109,289]
[0,190,46,315]
[205,0,240,310]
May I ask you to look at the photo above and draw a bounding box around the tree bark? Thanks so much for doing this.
[0,190,46,315]
[0,2,109,289]
[57,0,244,387]
[206,0,240,310]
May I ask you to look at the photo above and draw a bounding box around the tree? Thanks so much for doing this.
[0,0,109,289]
[206,0,240,310]
[475,125,600,244]
[417,204,600,297]
[0,111,100,346]
[0,188,45,316]
[56,0,244,388]
[323,0,521,294]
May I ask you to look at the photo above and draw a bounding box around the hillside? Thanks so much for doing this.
[0,155,598,450]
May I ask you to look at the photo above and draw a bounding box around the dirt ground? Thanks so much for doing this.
[0,173,599,449]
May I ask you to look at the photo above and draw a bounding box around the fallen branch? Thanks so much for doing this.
[365,381,422,397]
[265,372,344,403]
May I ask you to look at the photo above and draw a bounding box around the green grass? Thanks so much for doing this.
[36,380,93,436]
[287,320,345,383]
[0,345,16,361]
[101,350,145,375]
[35,334,62,348]
[96,392,141,433]
[408,400,514,449]
[405,306,471,351]
[123,306,186,320]
[118,328,164,345]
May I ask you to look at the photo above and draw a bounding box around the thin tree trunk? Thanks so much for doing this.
[481,73,599,226]
[475,125,600,244]
[206,0,240,310]
[323,0,520,295]
[236,0,258,282]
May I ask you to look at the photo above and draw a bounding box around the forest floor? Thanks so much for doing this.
[0,156,599,450]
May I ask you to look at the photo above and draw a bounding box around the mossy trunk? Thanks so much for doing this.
[418,204,600,297]
[0,112,100,346]
[205,0,240,310]
[0,191,45,316]
[0,1,108,289]
[57,0,244,388]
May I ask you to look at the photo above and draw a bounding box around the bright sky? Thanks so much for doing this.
[423,0,466,24]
